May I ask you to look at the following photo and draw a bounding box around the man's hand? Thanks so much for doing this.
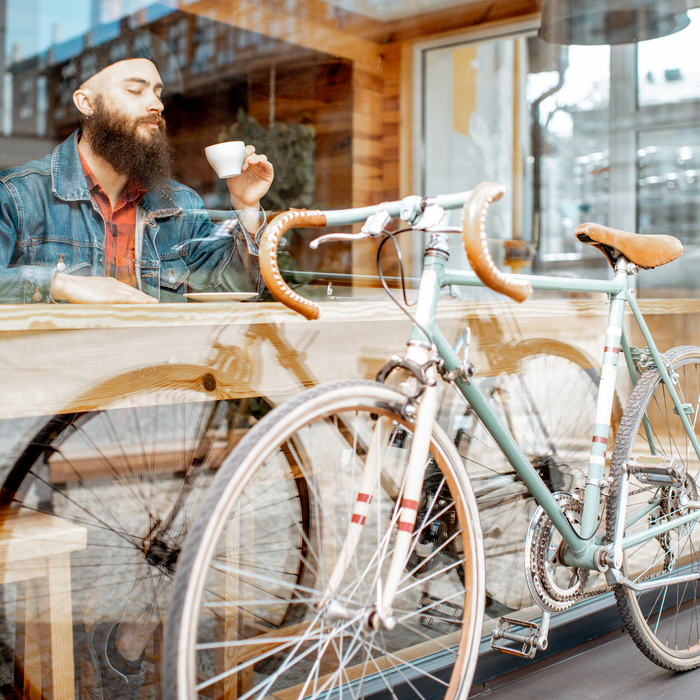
[227,146,273,232]
[51,273,158,304]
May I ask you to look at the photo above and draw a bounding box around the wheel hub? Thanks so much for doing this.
[144,538,180,572]
[322,600,396,632]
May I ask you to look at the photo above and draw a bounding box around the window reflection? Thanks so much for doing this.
[638,8,700,108]
[0,0,699,302]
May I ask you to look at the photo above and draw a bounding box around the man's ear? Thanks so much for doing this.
[73,88,94,118]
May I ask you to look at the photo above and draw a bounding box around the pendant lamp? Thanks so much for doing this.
[539,0,690,45]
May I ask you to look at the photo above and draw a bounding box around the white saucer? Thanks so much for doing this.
[184,292,257,302]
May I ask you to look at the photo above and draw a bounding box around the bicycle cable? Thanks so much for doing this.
[376,228,435,347]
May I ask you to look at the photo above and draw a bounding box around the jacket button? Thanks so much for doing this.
[32,287,42,302]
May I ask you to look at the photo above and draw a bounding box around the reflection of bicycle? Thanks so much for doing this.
[0,324,319,699]
[165,182,700,700]
[450,332,622,614]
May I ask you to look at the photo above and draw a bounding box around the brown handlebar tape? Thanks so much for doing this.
[259,209,328,320]
[461,182,532,303]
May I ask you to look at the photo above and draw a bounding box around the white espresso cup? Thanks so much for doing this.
[205,141,246,179]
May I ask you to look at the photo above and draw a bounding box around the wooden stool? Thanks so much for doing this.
[0,510,87,700]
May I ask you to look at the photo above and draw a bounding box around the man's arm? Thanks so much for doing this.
[51,274,157,303]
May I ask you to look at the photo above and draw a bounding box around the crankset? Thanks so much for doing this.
[524,491,588,613]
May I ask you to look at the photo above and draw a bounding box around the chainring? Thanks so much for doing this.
[524,491,589,613]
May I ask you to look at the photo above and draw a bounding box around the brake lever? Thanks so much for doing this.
[310,210,392,249]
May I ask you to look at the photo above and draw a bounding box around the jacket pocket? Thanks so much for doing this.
[159,256,190,291]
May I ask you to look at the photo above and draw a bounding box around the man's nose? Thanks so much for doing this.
[147,93,164,112]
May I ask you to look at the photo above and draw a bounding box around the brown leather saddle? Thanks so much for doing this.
[575,222,683,269]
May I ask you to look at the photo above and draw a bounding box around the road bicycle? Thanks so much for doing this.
[164,181,696,700]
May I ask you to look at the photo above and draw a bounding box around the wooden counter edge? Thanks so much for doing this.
[0,298,695,333]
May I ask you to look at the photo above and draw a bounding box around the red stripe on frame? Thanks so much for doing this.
[356,493,371,503]
[603,345,620,354]
[592,436,607,444]
[351,514,366,526]
[398,522,414,533]
[402,499,419,511]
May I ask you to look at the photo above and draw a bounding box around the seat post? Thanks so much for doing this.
[614,255,639,279]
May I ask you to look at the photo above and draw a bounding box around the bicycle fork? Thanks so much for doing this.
[318,350,440,626]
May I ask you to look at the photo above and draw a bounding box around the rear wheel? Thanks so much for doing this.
[164,380,485,700]
[608,346,700,670]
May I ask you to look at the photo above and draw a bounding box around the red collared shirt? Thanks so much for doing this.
[79,150,146,288]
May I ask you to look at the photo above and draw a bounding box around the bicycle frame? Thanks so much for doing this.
[421,249,700,572]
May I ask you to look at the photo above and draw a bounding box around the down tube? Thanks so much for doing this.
[431,326,586,556]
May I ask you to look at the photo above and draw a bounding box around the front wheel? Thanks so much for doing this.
[164,380,485,700]
[607,346,700,670]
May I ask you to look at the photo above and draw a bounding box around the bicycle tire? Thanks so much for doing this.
[451,338,621,613]
[0,374,306,699]
[607,345,700,671]
[164,379,485,700]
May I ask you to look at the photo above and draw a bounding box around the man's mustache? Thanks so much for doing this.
[134,114,166,131]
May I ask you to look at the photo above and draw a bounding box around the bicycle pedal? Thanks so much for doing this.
[490,612,550,659]
[627,454,685,485]
[418,593,463,635]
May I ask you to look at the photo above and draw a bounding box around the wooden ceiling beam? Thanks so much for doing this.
[179,0,383,75]
[381,0,541,42]
[180,0,541,49]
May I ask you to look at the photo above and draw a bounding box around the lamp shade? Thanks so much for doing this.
[539,0,690,45]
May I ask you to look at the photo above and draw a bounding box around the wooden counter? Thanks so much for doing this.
[0,297,696,420]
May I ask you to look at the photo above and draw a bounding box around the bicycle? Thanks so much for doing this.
[164,181,693,700]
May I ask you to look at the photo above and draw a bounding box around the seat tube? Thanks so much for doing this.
[581,261,628,538]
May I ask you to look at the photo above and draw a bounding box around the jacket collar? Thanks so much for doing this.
[51,129,182,219]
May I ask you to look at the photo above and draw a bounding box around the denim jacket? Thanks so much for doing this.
[0,130,263,303]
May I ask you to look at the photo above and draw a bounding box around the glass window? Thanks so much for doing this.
[423,36,520,278]
[529,42,610,265]
[637,126,700,296]
[422,35,611,282]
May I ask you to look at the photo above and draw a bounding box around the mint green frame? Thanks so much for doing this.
[415,254,700,570]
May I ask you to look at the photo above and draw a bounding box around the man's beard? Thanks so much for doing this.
[82,98,175,190]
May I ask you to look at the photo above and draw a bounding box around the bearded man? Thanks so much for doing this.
[0,40,273,700]
[0,40,272,304]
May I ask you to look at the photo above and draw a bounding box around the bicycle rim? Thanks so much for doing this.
[165,380,484,700]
